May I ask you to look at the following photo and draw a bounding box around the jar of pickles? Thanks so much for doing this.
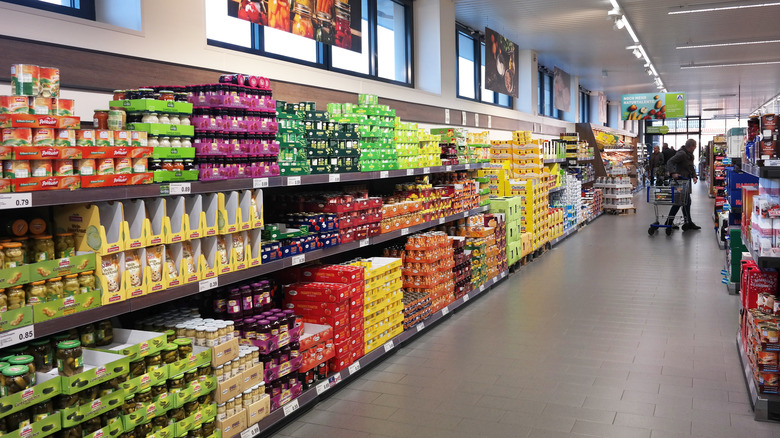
[151,383,167,401]
[3,242,24,267]
[30,399,54,421]
[79,324,96,348]
[78,271,95,294]
[174,338,193,359]
[184,369,197,384]
[152,413,169,431]
[198,363,211,381]
[30,339,54,372]
[162,343,179,364]
[135,388,153,405]
[63,274,80,297]
[168,407,186,422]
[56,340,83,377]
[54,233,76,258]
[122,394,137,415]
[3,365,31,395]
[183,400,199,416]
[25,281,46,305]
[129,358,146,378]
[46,277,64,301]
[145,352,162,372]
[32,235,55,262]
[134,421,153,438]
[95,320,113,346]
[168,373,185,394]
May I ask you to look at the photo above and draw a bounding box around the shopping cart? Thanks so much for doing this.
[646,178,691,236]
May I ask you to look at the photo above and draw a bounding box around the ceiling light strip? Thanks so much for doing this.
[669,1,780,14]
[611,0,663,90]
[677,38,780,49]
[681,60,780,69]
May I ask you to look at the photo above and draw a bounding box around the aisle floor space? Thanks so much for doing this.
[271,184,779,438]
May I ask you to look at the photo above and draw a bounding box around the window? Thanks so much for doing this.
[207,0,412,85]
[605,102,612,127]
[579,89,591,123]
[538,67,560,119]
[1,0,95,20]
[455,25,512,108]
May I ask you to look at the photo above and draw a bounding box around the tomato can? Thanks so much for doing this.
[55,160,74,176]
[2,128,32,147]
[32,128,55,147]
[0,96,31,114]
[97,158,115,175]
[95,130,114,147]
[76,130,95,147]
[54,129,76,147]
[39,67,60,98]
[29,97,52,115]
[11,64,40,96]
[115,158,132,174]
[114,130,130,148]
[54,98,75,116]
[30,160,52,177]
[77,159,96,176]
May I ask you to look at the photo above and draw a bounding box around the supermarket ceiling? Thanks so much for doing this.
[453,0,780,119]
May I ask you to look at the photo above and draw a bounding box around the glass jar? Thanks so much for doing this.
[170,137,182,148]
[225,398,235,416]
[152,413,169,431]
[184,369,197,384]
[162,343,179,364]
[145,352,162,372]
[167,374,185,393]
[269,0,291,31]
[139,88,155,99]
[46,277,64,301]
[181,138,192,148]
[165,329,176,343]
[198,392,213,406]
[129,358,146,378]
[6,408,30,430]
[78,324,96,348]
[168,407,185,422]
[180,116,191,126]
[169,115,181,125]
[158,114,171,125]
[3,365,30,395]
[104,408,121,426]
[122,394,137,415]
[30,399,54,422]
[142,112,159,124]
[159,91,175,101]
[183,400,199,416]
[30,339,54,373]
[61,426,83,438]
[63,274,80,297]
[3,242,24,267]
[159,136,171,147]
[314,11,334,45]
[98,379,117,396]
[151,383,167,402]
[31,235,54,262]
[197,363,212,381]
[217,403,226,421]
[215,365,224,382]
[201,420,215,437]
[148,136,160,147]
[95,319,113,346]
[79,271,96,294]
[54,233,76,258]
[174,338,193,359]
[135,388,153,405]
[56,340,83,377]
[134,421,153,438]
[93,110,109,129]
[25,281,47,305]
[205,327,218,347]
[334,1,351,48]
[194,325,207,347]
[223,360,232,378]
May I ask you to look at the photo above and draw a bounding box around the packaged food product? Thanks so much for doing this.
[55,233,76,258]
[55,160,74,176]
[39,66,60,98]
[3,160,31,179]
[115,157,132,174]
[79,324,96,348]
[25,281,46,305]
[77,158,96,176]
[11,64,39,96]
[28,218,46,235]
[95,129,113,147]
[30,399,54,421]
[217,236,229,266]
[0,289,8,312]
[8,355,36,385]
[56,339,83,377]
[132,158,148,173]
[29,97,52,115]
[3,242,24,267]
[32,128,55,146]
[54,98,74,116]
[125,250,143,288]
[78,270,95,294]
[64,274,80,297]
[146,245,164,282]
[46,277,64,301]
[181,241,196,275]
[164,246,178,280]
[30,160,52,178]
[76,129,95,147]
[101,253,121,295]
[232,233,245,263]
[0,97,31,115]
[173,338,193,360]
[7,286,25,309]
[2,128,32,146]
[95,319,113,346]
[32,235,55,261]
[131,131,148,147]
[97,158,115,175]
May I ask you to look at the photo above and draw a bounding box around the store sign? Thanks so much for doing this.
[621,93,685,120]
[229,0,363,52]
[484,28,519,98]
[646,125,670,135]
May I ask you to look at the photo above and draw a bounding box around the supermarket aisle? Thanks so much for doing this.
[272,183,780,438]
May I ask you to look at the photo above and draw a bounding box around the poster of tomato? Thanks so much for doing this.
[484,28,519,98]
[229,0,362,52]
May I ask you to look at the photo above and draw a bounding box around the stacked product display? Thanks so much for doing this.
[276,102,310,176]
[595,176,634,212]
[328,95,397,172]
[467,131,491,163]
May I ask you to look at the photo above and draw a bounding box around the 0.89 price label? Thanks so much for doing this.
[0,326,35,348]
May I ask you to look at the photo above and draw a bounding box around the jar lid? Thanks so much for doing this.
[172,373,184,379]
[33,234,53,240]
[31,281,45,286]
[31,339,49,346]
[206,328,218,333]
[195,325,206,331]
[58,340,81,349]
[8,355,33,365]
[125,394,136,401]
[165,329,175,337]
[3,242,22,248]
[138,387,152,394]
[185,369,196,375]
[3,365,29,377]
[198,363,211,369]
[65,274,78,279]
[0,362,8,370]
[163,343,178,351]
[28,220,47,235]
[49,277,62,281]
[173,338,192,346]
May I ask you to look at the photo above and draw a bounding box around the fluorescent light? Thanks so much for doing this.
[633,48,642,58]
[681,60,780,69]
[646,68,653,76]
[677,38,780,49]
[669,1,780,14]
[614,17,625,29]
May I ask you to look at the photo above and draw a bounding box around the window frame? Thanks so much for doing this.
[1,0,95,20]
[455,23,513,109]
[579,88,591,124]
[538,67,561,119]
[207,0,413,87]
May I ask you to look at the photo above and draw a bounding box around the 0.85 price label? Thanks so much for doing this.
[0,326,35,348]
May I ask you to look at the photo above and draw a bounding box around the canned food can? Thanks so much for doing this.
[29,97,52,115]
[76,130,95,147]
[97,158,115,175]
[77,159,96,176]
[131,131,147,147]
[107,110,125,130]
[32,128,55,147]
[133,158,148,173]
[39,67,60,98]
[2,128,32,147]
[54,98,75,116]
[11,64,40,96]
[114,131,130,148]
[115,158,132,174]
[55,160,74,176]
[54,129,76,147]
[0,96,31,114]
[3,160,31,179]
[95,130,114,147]
[31,160,52,177]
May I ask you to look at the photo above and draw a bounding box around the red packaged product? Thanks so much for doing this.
[349,293,365,309]
[283,299,349,317]
[742,260,778,311]
[299,264,365,283]
[301,312,350,329]
[350,319,364,335]
[328,354,353,373]
[332,323,351,343]
[333,337,351,356]
[285,282,351,302]
[348,306,363,323]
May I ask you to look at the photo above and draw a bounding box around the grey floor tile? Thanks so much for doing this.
[571,419,652,438]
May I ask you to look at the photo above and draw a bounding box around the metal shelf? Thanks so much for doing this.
[34,205,489,338]
[737,333,780,421]
[549,186,565,194]
[744,237,780,270]
[743,162,780,179]
[544,158,567,164]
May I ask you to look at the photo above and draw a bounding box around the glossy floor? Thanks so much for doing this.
[271,183,779,438]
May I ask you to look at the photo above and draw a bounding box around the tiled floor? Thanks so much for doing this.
[270,183,780,438]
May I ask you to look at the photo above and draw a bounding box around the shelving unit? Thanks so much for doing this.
[737,333,780,421]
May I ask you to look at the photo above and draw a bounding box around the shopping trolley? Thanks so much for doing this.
[646,178,691,236]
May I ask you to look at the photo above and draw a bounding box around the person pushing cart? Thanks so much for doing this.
[665,139,701,232]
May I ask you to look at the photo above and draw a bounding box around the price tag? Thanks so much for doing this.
[401,228,409,236]
[492,276,498,283]
[0,193,32,210]
[383,340,394,352]
[444,108,450,124]
[445,165,452,172]
[501,272,506,278]
[423,167,430,174]
[0,326,35,348]
[282,399,300,416]
[359,238,370,248]
[315,381,330,395]
[291,254,305,266]
[463,294,470,302]
[463,211,469,218]
[252,178,269,188]
[287,176,301,186]
[240,425,260,438]
[479,285,485,292]
[329,174,341,183]
[169,183,191,195]
[348,362,361,374]
[380,171,389,179]
[438,218,445,225]
[406,169,414,176]
[416,322,425,332]
[198,277,218,292]
[441,306,449,316]
[465,164,472,170]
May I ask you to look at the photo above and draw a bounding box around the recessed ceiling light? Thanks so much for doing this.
[669,1,780,14]
[677,38,780,49]
[681,60,780,68]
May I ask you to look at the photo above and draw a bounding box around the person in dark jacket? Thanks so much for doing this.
[665,139,701,231]
[648,145,665,185]
[662,143,675,162]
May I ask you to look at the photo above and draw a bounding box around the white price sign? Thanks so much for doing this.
[0,326,35,348]
[328,174,341,183]
[492,276,498,283]
[252,178,269,188]
[348,362,361,374]
[240,425,260,438]
[463,294,469,302]
[198,278,218,292]
[359,238,370,248]
[282,399,300,416]
[416,322,425,332]
[383,340,394,352]
[315,381,330,395]
[445,165,452,172]
[463,211,469,218]
[441,306,449,316]
[291,254,305,266]
[401,228,409,236]
[423,167,430,174]
[501,272,506,278]
[465,164,472,170]
[0,193,32,210]
[479,285,485,292]
[406,169,414,176]
[380,171,389,179]
[438,218,445,225]
[287,176,301,186]
[169,183,191,195]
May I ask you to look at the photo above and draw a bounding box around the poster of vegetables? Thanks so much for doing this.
[621,93,686,120]
[484,28,519,98]
[229,0,362,52]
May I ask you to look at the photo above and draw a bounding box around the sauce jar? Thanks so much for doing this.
[93,110,109,129]
[56,340,83,377]
[159,91,175,101]
[63,274,80,297]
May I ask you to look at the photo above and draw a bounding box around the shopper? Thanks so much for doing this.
[665,139,701,231]
[648,145,665,185]
[662,143,675,162]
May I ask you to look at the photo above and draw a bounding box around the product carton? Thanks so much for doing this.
[3,412,62,438]
[98,253,125,304]
[27,253,96,282]
[0,374,61,420]
[167,345,211,377]
[0,264,29,289]
[217,191,241,234]
[249,188,264,229]
[0,306,33,332]
[247,228,262,268]
[32,289,101,323]
[174,404,215,436]
[123,248,148,299]
[144,245,166,294]
[230,231,249,271]
[216,408,246,438]
[122,397,174,430]
[245,394,271,427]
[82,417,123,438]
[264,355,302,382]
[197,236,218,280]
[238,189,255,231]
[215,374,243,404]
[211,337,240,368]
[184,195,205,240]
[122,199,149,250]
[241,364,264,390]
[55,201,124,255]
[201,193,219,237]
[56,349,130,395]
[61,388,125,427]
[146,197,166,246]
[172,376,217,408]
[120,365,168,394]
[164,196,188,244]
[270,383,302,412]
[91,328,168,359]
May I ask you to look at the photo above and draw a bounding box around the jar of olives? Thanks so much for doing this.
[122,394,137,415]
[32,235,55,261]
[162,343,179,364]
[78,271,96,294]
[56,340,83,377]
[25,281,46,305]
[54,233,76,258]
[3,365,30,395]
[3,242,24,267]
[173,338,193,360]
[30,339,54,373]
[145,352,162,372]
[46,277,64,301]
[63,274,80,297]
[79,324,96,348]
[95,320,113,346]
[8,355,36,384]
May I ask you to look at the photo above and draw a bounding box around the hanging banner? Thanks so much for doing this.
[553,67,571,112]
[621,92,686,120]
[229,0,362,52]
[484,28,519,98]
[597,92,607,124]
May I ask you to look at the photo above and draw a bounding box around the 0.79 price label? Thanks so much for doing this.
[0,193,32,210]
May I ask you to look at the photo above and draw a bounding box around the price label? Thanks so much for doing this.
[445,165,452,172]
[315,381,330,395]
[240,425,260,438]
[438,218,445,225]
[0,193,32,210]
[406,169,414,176]
[287,176,301,186]
[252,178,269,188]
[359,238,370,248]
[463,211,469,218]
[383,340,394,352]
[380,171,389,179]
[169,183,191,195]
[479,285,485,292]
[0,326,35,348]
[282,399,300,416]
[348,361,361,374]
[423,167,430,174]
[465,164,472,170]
[441,306,449,316]
[291,254,305,266]
[198,277,218,292]
[463,294,470,302]
[329,174,341,183]
[492,276,498,283]
[416,322,425,332]
[501,272,506,278]
[401,228,409,236]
